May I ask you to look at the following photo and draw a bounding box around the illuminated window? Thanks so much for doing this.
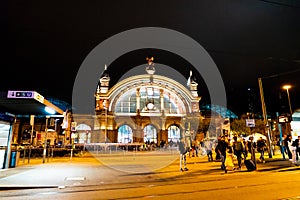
[168,125,181,143]
[143,125,157,143]
[118,125,133,143]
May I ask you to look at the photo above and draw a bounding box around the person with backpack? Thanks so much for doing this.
[232,136,244,170]
[256,136,267,163]
[216,135,229,172]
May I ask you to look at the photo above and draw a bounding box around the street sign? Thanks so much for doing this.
[7,90,44,103]
[278,115,290,123]
[7,91,34,98]
[246,119,255,127]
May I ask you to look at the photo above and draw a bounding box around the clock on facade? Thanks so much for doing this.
[146,102,155,110]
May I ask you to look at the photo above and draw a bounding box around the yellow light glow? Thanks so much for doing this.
[282,85,291,90]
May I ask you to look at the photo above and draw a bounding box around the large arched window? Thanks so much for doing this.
[114,86,186,115]
[143,124,157,143]
[118,125,133,143]
[76,124,91,144]
[168,125,181,143]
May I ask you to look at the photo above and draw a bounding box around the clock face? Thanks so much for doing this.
[147,102,155,110]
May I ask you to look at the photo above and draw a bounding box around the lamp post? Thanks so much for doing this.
[43,116,50,163]
[282,85,293,136]
[282,85,293,117]
[258,77,273,158]
[28,115,35,164]
[103,100,108,143]
[105,107,107,143]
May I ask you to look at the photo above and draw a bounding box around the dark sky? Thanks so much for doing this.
[1,0,300,117]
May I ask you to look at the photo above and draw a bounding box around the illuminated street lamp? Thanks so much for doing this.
[282,85,293,117]
[103,100,108,143]
[105,107,107,143]
[43,116,50,163]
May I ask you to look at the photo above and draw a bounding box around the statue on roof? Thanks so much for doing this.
[100,64,110,80]
[146,57,155,75]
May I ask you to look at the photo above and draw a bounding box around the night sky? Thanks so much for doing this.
[1,0,300,117]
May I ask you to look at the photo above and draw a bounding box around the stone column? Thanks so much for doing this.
[160,89,164,112]
[136,88,140,113]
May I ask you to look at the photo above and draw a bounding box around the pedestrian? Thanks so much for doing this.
[224,143,234,173]
[216,135,228,173]
[178,138,189,172]
[283,134,292,159]
[242,138,248,159]
[247,136,256,162]
[256,137,266,163]
[215,137,221,161]
[288,135,296,164]
[293,135,300,161]
[204,138,213,162]
[232,136,244,170]
[192,138,200,157]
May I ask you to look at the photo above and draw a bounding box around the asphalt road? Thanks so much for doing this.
[1,150,300,200]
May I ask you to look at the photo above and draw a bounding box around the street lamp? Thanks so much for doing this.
[105,107,107,143]
[103,100,108,143]
[258,77,273,158]
[282,85,293,117]
[43,116,50,163]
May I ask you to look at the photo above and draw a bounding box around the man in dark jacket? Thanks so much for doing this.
[247,136,256,162]
[283,134,292,159]
[216,135,228,172]
[232,136,244,170]
[293,135,300,161]
[256,137,267,163]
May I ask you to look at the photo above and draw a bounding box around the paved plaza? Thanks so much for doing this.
[0,149,298,189]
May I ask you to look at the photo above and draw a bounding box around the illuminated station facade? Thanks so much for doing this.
[72,58,203,145]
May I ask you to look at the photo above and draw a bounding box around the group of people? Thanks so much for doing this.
[178,137,216,172]
[178,133,300,173]
[178,134,270,173]
[215,135,263,173]
[282,134,300,164]
[215,135,241,173]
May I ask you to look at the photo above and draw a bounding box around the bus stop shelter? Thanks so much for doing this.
[0,90,65,169]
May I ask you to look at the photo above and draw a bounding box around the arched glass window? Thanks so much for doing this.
[118,125,133,143]
[76,124,92,144]
[115,90,137,113]
[114,86,186,115]
[168,125,181,143]
[143,125,157,143]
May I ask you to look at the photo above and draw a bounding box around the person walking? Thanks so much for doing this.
[215,137,221,161]
[288,135,297,164]
[192,138,200,157]
[225,143,234,173]
[256,137,266,163]
[293,135,300,161]
[216,135,228,172]
[232,136,244,170]
[245,136,257,170]
[247,136,257,162]
[283,134,292,160]
[242,138,248,159]
[204,138,214,162]
[178,138,189,172]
